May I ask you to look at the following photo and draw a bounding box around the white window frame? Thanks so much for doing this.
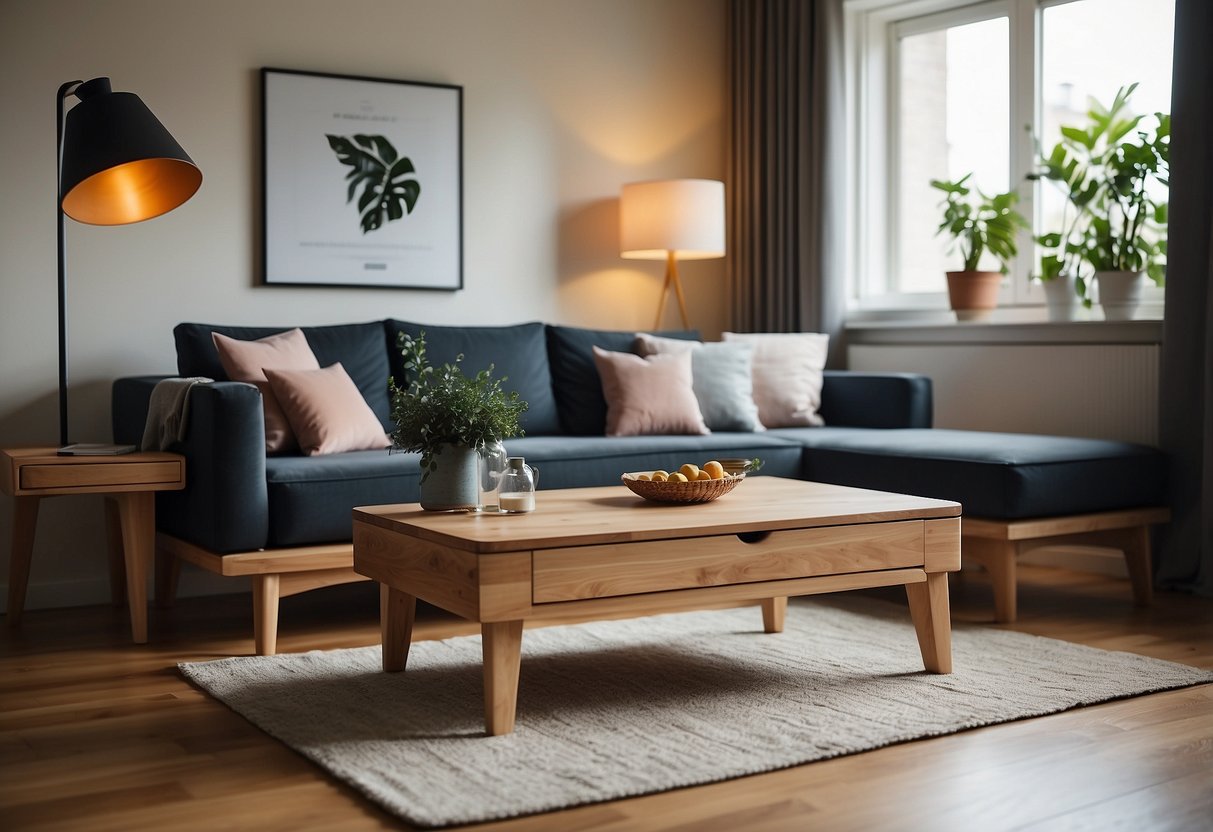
[844,0,1168,318]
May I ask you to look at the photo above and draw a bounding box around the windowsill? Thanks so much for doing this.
[845,313,1164,346]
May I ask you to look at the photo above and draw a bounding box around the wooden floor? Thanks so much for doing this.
[2,563,1211,831]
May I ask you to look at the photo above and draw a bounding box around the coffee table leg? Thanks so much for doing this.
[761,597,787,633]
[482,620,524,736]
[906,573,952,673]
[381,585,416,672]
[6,496,39,629]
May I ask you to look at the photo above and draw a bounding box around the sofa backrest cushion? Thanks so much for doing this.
[385,320,561,437]
[545,325,700,436]
[174,322,392,432]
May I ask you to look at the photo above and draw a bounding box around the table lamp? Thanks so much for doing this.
[620,178,725,330]
[56,77,202,450]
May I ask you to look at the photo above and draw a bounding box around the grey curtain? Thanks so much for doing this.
[1157,0,1213,595]
[728,0,846,367]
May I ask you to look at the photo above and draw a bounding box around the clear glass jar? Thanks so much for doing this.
[497,456,538,513]
[477,440,508,513]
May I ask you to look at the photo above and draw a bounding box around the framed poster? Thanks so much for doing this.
[261,68,463,290]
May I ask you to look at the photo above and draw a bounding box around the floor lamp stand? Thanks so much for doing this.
[653,251,691,331]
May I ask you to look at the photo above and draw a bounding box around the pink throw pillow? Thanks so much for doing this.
[592,346,709,437]
[721,331,829,427]
[263,363,391,456]
[212,329,321,453]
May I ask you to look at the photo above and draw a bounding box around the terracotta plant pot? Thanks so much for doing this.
[945,271,1003,321]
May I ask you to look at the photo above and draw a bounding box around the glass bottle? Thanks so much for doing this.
[497,456,538,513]
[477,440,508,513]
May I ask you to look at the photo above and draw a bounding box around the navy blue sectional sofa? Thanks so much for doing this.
[112,320,1167,650]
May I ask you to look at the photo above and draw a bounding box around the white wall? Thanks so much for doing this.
[0,0,728,610]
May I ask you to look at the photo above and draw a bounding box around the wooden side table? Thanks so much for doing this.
[1,448,186,643]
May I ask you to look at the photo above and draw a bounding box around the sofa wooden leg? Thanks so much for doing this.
[1118,526,1154,607]
[964,537,1018,623]
[252,574,281,656]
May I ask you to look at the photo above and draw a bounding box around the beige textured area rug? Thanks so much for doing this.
[180,597,1212,828]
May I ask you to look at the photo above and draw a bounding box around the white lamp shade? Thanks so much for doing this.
[620,179,725,261]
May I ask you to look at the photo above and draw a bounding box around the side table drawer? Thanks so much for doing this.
[532,519,926,603]
[21,461,182,491]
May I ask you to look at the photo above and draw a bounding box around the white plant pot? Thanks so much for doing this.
[1094,271,1145,321]
[1041,273,1081,322]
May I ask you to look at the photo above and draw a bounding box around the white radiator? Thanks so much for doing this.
[849,343,1159,444]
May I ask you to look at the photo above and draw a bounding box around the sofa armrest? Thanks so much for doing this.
[819,371,933,429]
[113,377,270,553]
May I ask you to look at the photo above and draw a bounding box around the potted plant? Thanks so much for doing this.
[389,332,527,511]
[1029,84,1168,320]
[931,174,1028,321]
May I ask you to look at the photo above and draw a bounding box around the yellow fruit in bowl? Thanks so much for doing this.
[679,463,700,480]
[668,472,689,483]
[650,471,669,482]
[696,469,712,481]
[702,460,725,480]
[636,473,651,481]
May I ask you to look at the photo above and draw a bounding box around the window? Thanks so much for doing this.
[846,0,1175,315]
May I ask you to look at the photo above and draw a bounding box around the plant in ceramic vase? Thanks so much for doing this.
[1029,83,1168,320]
[389,332,527,511]
[931,174,1028,321]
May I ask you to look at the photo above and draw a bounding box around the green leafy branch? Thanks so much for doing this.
[388,333,527,481]
[930,175,1028,273]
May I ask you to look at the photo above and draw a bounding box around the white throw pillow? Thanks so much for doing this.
[634,334,764,432]
[721,332,829,427]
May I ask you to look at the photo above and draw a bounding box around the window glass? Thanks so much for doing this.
[1037,0,1175,246]
[896,17,1009,293]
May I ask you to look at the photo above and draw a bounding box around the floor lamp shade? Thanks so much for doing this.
[620,179,724,329]
[60,77,202,225]
[620,179,725,260]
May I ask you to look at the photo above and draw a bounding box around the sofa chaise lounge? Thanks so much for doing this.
[112,320,1168,653]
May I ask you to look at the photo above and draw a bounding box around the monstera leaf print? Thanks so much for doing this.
[326,134,421,234]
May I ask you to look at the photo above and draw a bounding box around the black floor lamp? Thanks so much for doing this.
[56,76,202,450]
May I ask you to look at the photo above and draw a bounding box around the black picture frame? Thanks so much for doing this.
[261,67,463,290]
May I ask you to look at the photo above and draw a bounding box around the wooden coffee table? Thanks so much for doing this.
[353,476,961,736]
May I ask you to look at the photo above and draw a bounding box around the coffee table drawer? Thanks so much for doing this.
[532,519,926,603]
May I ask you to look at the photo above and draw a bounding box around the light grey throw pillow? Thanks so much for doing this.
[634,334,764,432]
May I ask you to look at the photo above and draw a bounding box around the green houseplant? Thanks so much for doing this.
[1029,83,1169,319]
[931,174,1028,321]
[389,332,527,511]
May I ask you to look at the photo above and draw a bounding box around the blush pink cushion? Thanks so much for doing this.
[212,329,321,453]
[721,332,829,427]
[263,364,391,456]
[592,346,709,437]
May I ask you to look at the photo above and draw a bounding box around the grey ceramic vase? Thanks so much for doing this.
[419,443,480,511]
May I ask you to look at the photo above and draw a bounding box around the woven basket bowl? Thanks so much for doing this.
[621,472,744,504]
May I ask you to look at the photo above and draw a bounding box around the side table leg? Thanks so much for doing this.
[6,495,40,629]
[761,597,787,633]
[381,584,417,672]
[115,492,154,644]
[906,572,952,674]
[482,620,524,736]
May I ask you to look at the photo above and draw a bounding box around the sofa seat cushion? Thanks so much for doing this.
[387,320,561,436]
[175,322,392,433]
[265,450,420,546]
[767,428,1166,519]
[503,433,803,490]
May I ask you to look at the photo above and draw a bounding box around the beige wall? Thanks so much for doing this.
[0,0,728,610]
